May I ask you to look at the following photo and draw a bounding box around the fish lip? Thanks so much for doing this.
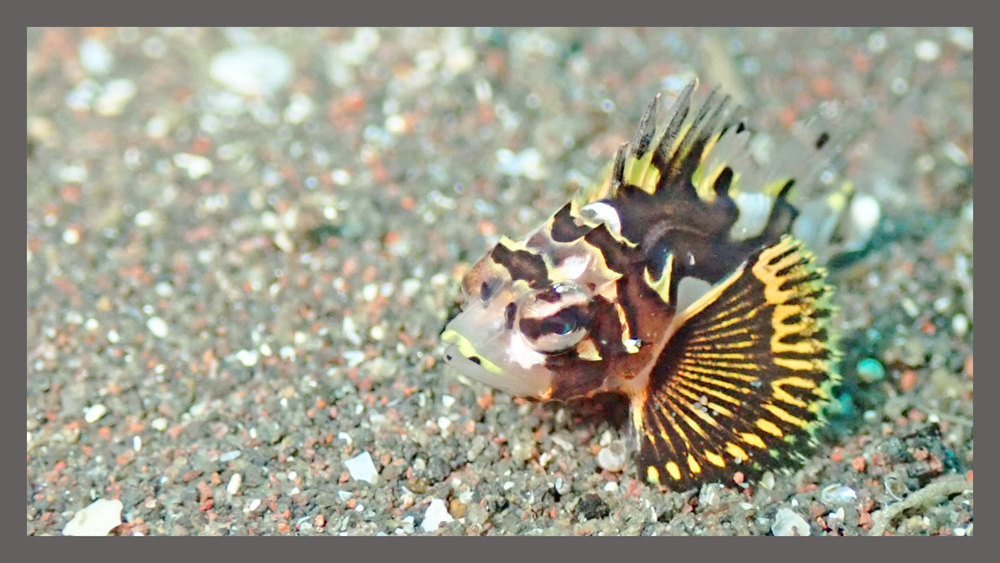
[441,343,463,366]
[441,322,553,398]
[442,296,558,398]
[441,342,515,394]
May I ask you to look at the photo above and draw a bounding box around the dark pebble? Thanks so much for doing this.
[576,493,610,521]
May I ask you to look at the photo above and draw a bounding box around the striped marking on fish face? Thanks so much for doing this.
[443,215,636,400]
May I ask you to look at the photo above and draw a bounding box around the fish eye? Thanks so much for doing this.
[517,283,592,353]
[518,304,590,352]
[540,309,582,335]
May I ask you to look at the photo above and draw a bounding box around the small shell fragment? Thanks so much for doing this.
[771,507,811,536]
[62,499,123,536]
[596,440,627,473]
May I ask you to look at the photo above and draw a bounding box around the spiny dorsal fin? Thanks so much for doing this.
[653,79,698,170]
[633,236,839,491]
[609,142,629,198]
[631,93,660,158]
[569,80,870,269]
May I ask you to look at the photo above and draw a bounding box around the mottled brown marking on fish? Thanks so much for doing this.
[550,203,591,243]
[490,243,549,289]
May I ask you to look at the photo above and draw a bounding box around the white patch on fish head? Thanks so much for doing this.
[556,254,591,281]
[507,331,548,370]
[580,201,623,239]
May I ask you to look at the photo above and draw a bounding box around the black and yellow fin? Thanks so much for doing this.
[606,78,748,202]
[570,79,702,210]
[632,236,839,492]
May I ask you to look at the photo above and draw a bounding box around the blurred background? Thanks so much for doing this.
[28,28,972,536]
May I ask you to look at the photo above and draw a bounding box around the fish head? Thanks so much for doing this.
[442,220,623,399]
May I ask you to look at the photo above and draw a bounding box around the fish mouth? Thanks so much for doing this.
[441,335,523,396]
[441,329,503,375]
[441,316,553,398]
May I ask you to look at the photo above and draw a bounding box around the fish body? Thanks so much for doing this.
[442,80,849,491]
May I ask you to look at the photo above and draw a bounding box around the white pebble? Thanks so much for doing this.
[948,27,973,51]
[59,164,88,183]
[599,430,613,447]
[445,47,475,75]
[596,440,626,473]
[441,395,456,408]
[342,350,366,368]
[227,473,242,496]
[95,79,137,117]
[84,404,108,424]
[820,484,858,504]
[915,39,941,62]
[219,450,241,462]
[133,436,141,452]
[331,169,351,186]
[934,296,952,313]
[759,471,776,490]
[210,46,292,97]
[538,452,552,468]
[235,349,259,367]
[771,508,811,536]
[146,316,169,338]
[79,38,114,75]
[146,116,169,139]
[273,230,294,253]
[62,228,81,245]
[944,142,969,167]
[344,451,378,484]
[385,114,407,134]
[134,210,155,227]
[867,31,888,54]
[850,194,881,233]
[342,316,362,345]
[401,278,421,298]
[952,314,969,337]
[551,436,574,452]
[421,499,455,533]
[283,93,314,124]
[173,153,213,180]
[248,498,261,512]
[151,417,168,431]
[496,148,547,180]
[62,499,123,536]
